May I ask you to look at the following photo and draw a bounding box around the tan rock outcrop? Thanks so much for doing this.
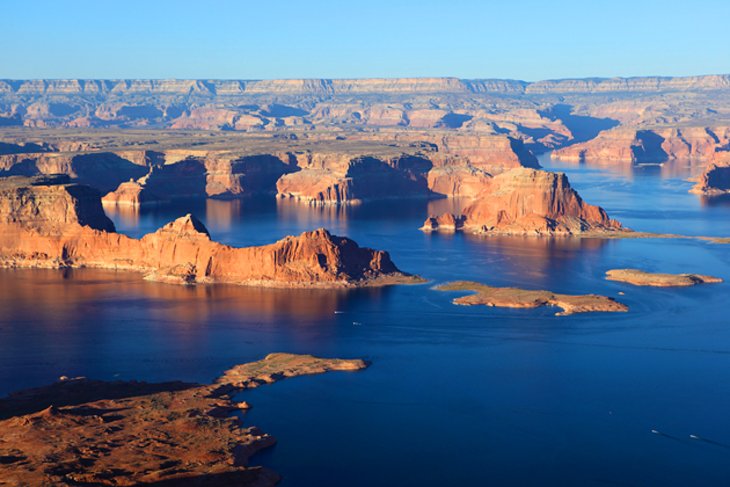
[0,176,418,287]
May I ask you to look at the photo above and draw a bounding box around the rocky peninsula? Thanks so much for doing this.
[0,175,418,287]
[605,269,723,287]
[0,353,367,486]
[436,281,628,316]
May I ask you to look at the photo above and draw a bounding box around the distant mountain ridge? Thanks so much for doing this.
[1,74,729,96]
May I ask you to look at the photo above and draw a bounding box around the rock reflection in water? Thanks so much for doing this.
[0,268,360,324]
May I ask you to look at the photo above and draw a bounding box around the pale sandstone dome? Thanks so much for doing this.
[0,177,416,287]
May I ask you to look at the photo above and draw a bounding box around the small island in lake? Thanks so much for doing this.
[436,281,628,316]
[605,269,724,287]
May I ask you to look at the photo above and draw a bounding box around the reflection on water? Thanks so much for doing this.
[276,199,350,229]
[0,268,364,323]
[699,193,730,208]
[549,156,708,180]
[104,204,140,228]
[465,234,611,282]
[205,199,242,232]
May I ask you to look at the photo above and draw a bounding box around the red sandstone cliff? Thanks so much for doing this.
[0,176,416,287]
[422,168,624,235]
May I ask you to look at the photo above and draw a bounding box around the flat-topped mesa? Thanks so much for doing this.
[422,168,625,236]
[0,177,417,287]
[552,126,730,164]
[690,152,730,195]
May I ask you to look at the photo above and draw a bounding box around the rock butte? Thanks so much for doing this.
[436,281,628,316]
[0,175,419,287]
[421,168,626,236]
[605,269,723,287]
[0,353,367,485]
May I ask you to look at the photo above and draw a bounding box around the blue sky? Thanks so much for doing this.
[3,0,729,80]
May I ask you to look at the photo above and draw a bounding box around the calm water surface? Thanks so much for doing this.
[1,156,729,486]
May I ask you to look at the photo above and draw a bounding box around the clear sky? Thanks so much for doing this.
[3,0,729,81]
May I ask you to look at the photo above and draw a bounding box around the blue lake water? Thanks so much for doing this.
[1,156,729,485]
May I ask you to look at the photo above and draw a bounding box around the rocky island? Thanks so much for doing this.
[422,168,626,236]
[0,353,367,485]
[0,175,419,287]
[436,281,628,316]
[605,269,723,287]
